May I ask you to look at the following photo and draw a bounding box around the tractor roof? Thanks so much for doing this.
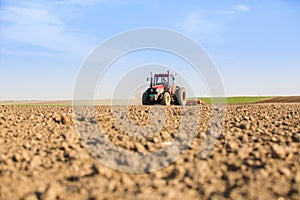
[154,73,175,77]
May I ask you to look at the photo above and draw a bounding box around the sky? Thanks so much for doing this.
[0,0,300,100]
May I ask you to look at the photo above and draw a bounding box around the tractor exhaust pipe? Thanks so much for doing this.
[150,72,153,88]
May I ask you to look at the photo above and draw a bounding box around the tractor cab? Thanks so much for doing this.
[153,74,174,88]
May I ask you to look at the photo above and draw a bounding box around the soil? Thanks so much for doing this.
[0,102,299,200]
[258,96,300,103]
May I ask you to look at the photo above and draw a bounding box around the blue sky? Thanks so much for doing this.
[0,0,300,100]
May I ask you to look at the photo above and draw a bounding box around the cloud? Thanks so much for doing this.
[220,4,250,15]
[175,5,250,43]
[0,3,93,58]
[51,0,99,6]
[231,4,250,12]
[176,12,220,37]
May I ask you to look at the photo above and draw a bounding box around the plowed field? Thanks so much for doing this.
[0,102,299,200]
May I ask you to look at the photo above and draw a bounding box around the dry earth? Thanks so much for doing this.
[0,103,299,200]
[258,96,300,103]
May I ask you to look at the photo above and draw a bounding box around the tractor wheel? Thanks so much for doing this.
[162,92,171,106]
[175,87,186,106]
[142,92,150,105]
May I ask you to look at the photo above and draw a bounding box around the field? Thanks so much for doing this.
[3,96,300,106]
[198,96,273,104]
[0,97,300,199]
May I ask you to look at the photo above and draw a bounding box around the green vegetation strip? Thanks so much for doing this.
[198,96,273,104]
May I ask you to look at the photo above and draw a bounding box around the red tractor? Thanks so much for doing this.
[142,71,187,106]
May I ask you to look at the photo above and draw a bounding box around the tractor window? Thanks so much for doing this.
[154,76,169,86]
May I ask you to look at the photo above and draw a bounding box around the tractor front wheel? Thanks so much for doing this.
[162,92,171,106]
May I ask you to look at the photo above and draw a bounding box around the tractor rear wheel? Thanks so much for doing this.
[162,92,171,106]
[142,92,150,105]
[175,87,186,106]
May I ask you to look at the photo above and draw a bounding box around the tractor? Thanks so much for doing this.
[142,71,186,106]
